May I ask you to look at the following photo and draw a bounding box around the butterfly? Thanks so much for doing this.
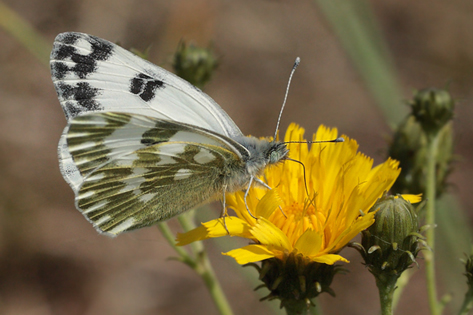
[50,32,292,237]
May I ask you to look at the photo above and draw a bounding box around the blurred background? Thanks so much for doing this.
[0,0,472,314]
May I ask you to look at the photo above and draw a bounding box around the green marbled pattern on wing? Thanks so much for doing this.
[66,112,244,235]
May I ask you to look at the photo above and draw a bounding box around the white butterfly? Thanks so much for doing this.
[50,32,290,236]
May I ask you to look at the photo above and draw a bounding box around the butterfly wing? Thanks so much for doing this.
[50,32,242,136]
[50,32,244,191]
[66,112,248,236]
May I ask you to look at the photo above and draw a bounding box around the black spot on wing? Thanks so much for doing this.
[130,73,164,102]
[51,33,114,80]
[61,33,81,45]
[51,33,114,119]
[87,34,115,61]
[56,82,103,119]
[51,62,69,80]
[54,44,76,61]
[64,102,83,119]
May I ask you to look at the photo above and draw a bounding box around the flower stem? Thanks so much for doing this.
[375,274,398,315]
[157,222,193,262]
[425,133,441,315]
[283,299,310,315]
[178,212,205,256]
[392,268,415,311]
[458,287,473,315]
[178,213,234,315]
[157,213,233,315]
[195,250,234,315]
[309,303,323,315]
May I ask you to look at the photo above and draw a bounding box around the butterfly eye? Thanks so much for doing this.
[269,150,280,164]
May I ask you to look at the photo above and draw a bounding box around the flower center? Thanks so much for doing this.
[269,201,327,246]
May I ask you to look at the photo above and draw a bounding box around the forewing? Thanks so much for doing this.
[50,32,243,138]
[65,112,245,236]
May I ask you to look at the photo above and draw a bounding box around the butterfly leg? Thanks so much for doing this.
[244,177,257,219]
[221,185,230,234]
[221,184,228,217]
[254,177,271,190]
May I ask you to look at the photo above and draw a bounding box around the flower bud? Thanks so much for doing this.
[460,250,473,315]
[410,88,454,136]
[388,116,454,197]
[463,250,473,288]
[172,41,219,89]
[358,194,425,278]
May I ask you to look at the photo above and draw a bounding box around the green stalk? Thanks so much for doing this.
[195,249,234,315]
[375,274,398,315]
[436,195,472,312]
[157,222,195,266]
[458,287,473,315]
[424,133,441,315]
[178,213,234,315]
[158,212,233,315]
[0,1,50,67]
[283,300,309,315]
[195,211,285,315]
[309,303,323,315]
[392,269,415,311]
[312,0,406,126]
[178,212,205,256]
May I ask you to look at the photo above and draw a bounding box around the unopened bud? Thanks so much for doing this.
[410,88,454,136]
[172,41,219,89]
[389,116,454,197]
[359,194,425,278]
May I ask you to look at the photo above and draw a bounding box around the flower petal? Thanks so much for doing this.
[328,210,376,253]
[223,244,277,264]
[294,229,322,256]
[226,189,264,225]
[398,194,422,204]
[251,218,292,252]
[312,254,349,265]
[176,217,252,246]
[255,189,281,219]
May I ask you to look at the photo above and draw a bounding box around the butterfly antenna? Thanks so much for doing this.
[273,57,301,140]
[284,137,345,144]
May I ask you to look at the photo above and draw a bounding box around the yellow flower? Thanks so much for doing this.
[176,124,402,265]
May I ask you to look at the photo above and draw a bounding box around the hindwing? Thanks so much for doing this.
[66,112,246,236]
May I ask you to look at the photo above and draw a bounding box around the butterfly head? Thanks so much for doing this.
[237,137,288,178]
[267,141,289,165]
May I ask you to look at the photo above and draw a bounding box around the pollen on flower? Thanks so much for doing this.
[269,201,324,246]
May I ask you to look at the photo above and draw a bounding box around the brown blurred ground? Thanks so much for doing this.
[0,0,472,314]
